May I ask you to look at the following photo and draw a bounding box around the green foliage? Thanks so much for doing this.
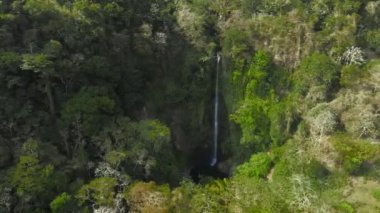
[372,188,380,201]
[245,50,271,98]
[336,202,355,213]
[231,97,271,148]
[0,52,22,73]
[76,177,118,207]
[170,180,196,211]
[340,65,365,87]
[365,29,380,53]
[43,40,63,59]
[228,174,289,212]
[61,86,116,135]
[10,156,54,198]
[23,0,60,16]
[82,56,120,84]
[1,0,380,211]
[126,181,170,212]
[235,152,272,178]
[176,1,210,49]
[21,138,41,158]
[268,101,292,146]
[139,119,171,152]
[330,134,380,173]
[96,117,179,182]
[293,53,339,95]
[271,140,326,181]
[21,54,53,74]
[182,180,228,213]
[50,192,76,213]
[105,151,127,169]
[305,103,338,140]
[231,51,274,150]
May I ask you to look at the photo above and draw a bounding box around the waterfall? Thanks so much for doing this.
[210,53,221,166]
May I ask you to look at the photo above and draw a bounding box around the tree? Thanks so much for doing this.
[96,117,180,182]
[230,97,271,149]
[81,56,120,86]
[305,103,337,142]
[105,151,127,169]
[268,101,293,146]
[50,192,77,213]
[126,181,170,213]
[293,53,339,96]
[10,156,55,200]
[235,152,272,178]
[365,29,380,53]
[176,1,209,49]
[21,53,56,116]
[61,86,116,136]
[230,51,273,150]
[340,64,364,87]
[330,134,380,173]
[338,46,366,65]
[76,177,118,207]
[244,50,271,98]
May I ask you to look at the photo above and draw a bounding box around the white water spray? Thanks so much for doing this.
[210,53,221,166]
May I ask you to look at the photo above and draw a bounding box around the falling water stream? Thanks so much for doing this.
[210,53,221,166]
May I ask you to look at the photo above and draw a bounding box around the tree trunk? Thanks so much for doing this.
[45,78,56,118]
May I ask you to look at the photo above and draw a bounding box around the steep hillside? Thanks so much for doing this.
[0,0,380,212]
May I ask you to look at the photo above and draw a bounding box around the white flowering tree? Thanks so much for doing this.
[339,46,366,65]
[305,103,338,142]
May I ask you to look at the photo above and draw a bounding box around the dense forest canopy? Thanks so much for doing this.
[0,0,380,212]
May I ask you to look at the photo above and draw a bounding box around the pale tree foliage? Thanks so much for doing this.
[140,23,152,39]
[338,46,366,65]
[305,103,338,142]
[176,2,207,49]
[249,10,314,68]
[93,193,125,213]
[311,0,331,15]
[0,187,13,212]
[154,32,167,45]
[93,206,116,213]
[134,149,157,178]
[95,162,121,179]
[365,1,380,16]
[342,104,380,139]
[289,174,317,211]
[95,162,130,189]
[305,85,328,107]
[289,175,331,213]
[127,182,169,213]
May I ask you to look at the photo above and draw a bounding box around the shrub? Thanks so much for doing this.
[11,156,55,199]
[293,53,339,95]
[0,52,21,73]
[340,65,365,87]
[330,134,380,173]
[61,87,116,135]
[372,188,380,200]
[268,102,291,146]
[305,103,338,142]
[235,152,272,178]
[50,193,76,213]
[336,202,355,213]
[338,46,366,65]
[126,181,170,213]
[76,177,118,207]
[341,105,379,139]
[366,30,380,53]
[105,151,127,169]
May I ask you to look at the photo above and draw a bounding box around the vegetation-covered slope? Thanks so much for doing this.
[0,0,379,212]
